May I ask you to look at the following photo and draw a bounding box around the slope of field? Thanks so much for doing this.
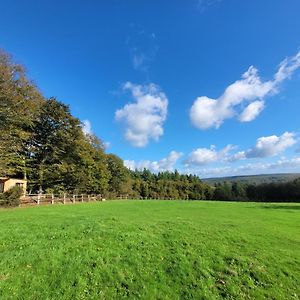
[202,173,300,185]
[0,201,299,299]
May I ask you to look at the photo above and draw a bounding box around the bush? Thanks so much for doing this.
[0,186,23,207]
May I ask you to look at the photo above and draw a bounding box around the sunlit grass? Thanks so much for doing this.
[0,200,299,299]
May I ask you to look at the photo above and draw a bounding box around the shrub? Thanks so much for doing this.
[0,186,23,207]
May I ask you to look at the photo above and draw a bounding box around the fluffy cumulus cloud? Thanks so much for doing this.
[245,132,296,158]
[230,132,297,160]
[124,151,183,172]
[190,50,300,129]
[184,132,297,169]
[238,100,265,122]
[115,82,168,147]
[184,145,234,166]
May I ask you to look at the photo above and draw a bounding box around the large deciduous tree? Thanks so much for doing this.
[107,153,131,196]
[0,49,43,177]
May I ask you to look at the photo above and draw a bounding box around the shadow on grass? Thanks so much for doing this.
[259,205,300,210]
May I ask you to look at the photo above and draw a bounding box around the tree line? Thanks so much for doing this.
[129,169,213,200]
[214,180,300,202]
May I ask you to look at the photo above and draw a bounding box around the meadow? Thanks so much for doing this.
[0,200,299,299]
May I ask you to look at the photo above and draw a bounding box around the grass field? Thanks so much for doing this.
[0,200,299,299]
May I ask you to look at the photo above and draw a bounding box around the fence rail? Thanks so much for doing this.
[19,194,193,206]
[21,193,104,206]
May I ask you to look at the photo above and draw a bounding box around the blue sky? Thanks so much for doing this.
[1,0,300,178]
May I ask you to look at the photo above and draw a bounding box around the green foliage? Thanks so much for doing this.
[0,186,22,207]
[0,49,111,195]
[213,178,300,202]
[130,170,214,200]
[0,201,299,298]
[0,50,43,177]
[107,154,131,196]
[29,98,81,191]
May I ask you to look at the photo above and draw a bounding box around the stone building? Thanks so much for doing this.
[0,177,27,195]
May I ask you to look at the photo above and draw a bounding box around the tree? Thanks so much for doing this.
[0,49,43,177]
[231,182,247,201]
[214,182,232,200]
[107,154,131,196]
[72,134,110,194]
[28,98,82,192]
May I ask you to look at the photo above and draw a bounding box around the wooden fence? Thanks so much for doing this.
[19,194,192,206]
[21,193,104,206]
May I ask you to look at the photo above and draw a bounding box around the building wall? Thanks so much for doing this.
[3,179,27,195]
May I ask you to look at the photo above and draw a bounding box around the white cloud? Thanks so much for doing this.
[246,132,296,158]
[193,157,300,178]
[239,100,265,122]
[184,132,297,168]
[124,151,183,172]
[82,120,92,135]
[115,82,168,147]
[190,50,300,129]
[184,145,234,166]
[275,51,300,82]
[227,151,246,162]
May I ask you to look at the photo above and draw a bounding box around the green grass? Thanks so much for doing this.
[0,200,299,299]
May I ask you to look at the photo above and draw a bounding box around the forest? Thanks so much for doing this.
[1,48,299,202]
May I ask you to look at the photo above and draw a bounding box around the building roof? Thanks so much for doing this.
[0,177,27,182]
[0,177,9,181]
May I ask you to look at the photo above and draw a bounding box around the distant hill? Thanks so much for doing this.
[202,173,300,185]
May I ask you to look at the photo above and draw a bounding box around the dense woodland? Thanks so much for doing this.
[1,49,300,202]
[214,180,300,202]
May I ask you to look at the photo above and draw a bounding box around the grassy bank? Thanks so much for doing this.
[0,200,299,299]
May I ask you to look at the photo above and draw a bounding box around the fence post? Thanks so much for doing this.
[51,193,54,204]
[37,193,40,205]
[63,193,66,204]
[81,194,84,202]
[88,195,90,202]
[73,195,75,203]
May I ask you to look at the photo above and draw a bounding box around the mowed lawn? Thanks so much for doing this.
[0,201,299,299]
